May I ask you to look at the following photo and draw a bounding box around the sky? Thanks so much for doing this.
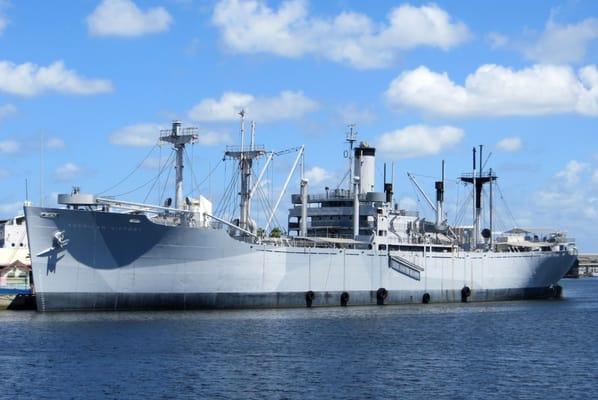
[0,0,597,250]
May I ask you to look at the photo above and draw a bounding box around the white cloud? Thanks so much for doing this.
[555,160,588,186]
[196,130,232,146]
[304,166,331,185]
[535,159,598,248]
[109,123,231,147]
[212,0,470,69]
[0,103,16,119]
[0,139,19,153]
[385,64,598,117]
[0,60,113,96]
[188,91,318,122]
[377,125,463,159]
[109,123,163,147]
[54,162,83,182]
[87,0,172,37]
[523,17,598,64]
[593,170,598,184]
[496,137,522,152]
[0,168,8,179]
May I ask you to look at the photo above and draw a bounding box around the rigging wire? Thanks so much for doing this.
[185,158,224,197]
[218,163,236,218]
[496,182,520,228]
[159,154,175,203]
[215,163,239,220]
[453,187,473,227]
[225,170,240,221]
[143,151,174,203]
[156,144,162,204]
[452,180,461,226]
[109,167,166,198]
[97,144,159,195]
[256,182,280,229]
[183,148,200,197]
[408,172,460,184]
[336,170,350,190]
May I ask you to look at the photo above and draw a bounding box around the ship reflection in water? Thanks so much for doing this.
[1,278,596,399]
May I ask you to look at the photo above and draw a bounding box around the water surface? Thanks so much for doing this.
[1,279,597,399]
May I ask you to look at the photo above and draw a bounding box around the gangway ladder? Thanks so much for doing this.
[389,255,424,281]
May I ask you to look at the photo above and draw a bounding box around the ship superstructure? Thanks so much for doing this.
[0,215,31,291]
[24,115,577,311]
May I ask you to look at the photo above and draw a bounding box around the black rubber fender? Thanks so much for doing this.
[305,291,315,307]
[422,292,431,304]
[553,285,563,298]
[461,286,471,302]
[340,291,350,307]
[376,288,388,305]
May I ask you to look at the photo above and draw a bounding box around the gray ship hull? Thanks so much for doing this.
[36,288,559,311]
[25,206,575,312]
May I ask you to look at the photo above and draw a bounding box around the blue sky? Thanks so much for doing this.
[0,0,597,250]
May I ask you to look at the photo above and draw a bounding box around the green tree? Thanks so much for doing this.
[270,227,282,238]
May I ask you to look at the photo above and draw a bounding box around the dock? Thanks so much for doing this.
[565,254,598,278]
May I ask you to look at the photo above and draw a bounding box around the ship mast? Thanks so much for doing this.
[225,110,266,232]
[460,145,496,249]
[346,124,357,191]
[160,121,198,209]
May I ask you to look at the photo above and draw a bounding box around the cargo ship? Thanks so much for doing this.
[24,115,577,311]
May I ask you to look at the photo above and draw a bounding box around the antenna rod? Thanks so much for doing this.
[383,163,387,185]
[346,124,357,191]
[239,109,245,154]
[472,147,477,249]
[353,176,360,238]
[250,121,255,151]
[489,168,494,249]
[479,145,484,178]
[442,159,445,219]
[391,162,395,206]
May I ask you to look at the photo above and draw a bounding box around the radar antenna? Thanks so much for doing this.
[345,124,358,191]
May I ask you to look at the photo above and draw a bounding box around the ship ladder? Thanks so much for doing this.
[388,255,423,281]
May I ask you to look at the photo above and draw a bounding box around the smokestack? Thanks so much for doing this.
[354,143,375,194]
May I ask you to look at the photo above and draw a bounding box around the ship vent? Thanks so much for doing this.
[389,256,423,281]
